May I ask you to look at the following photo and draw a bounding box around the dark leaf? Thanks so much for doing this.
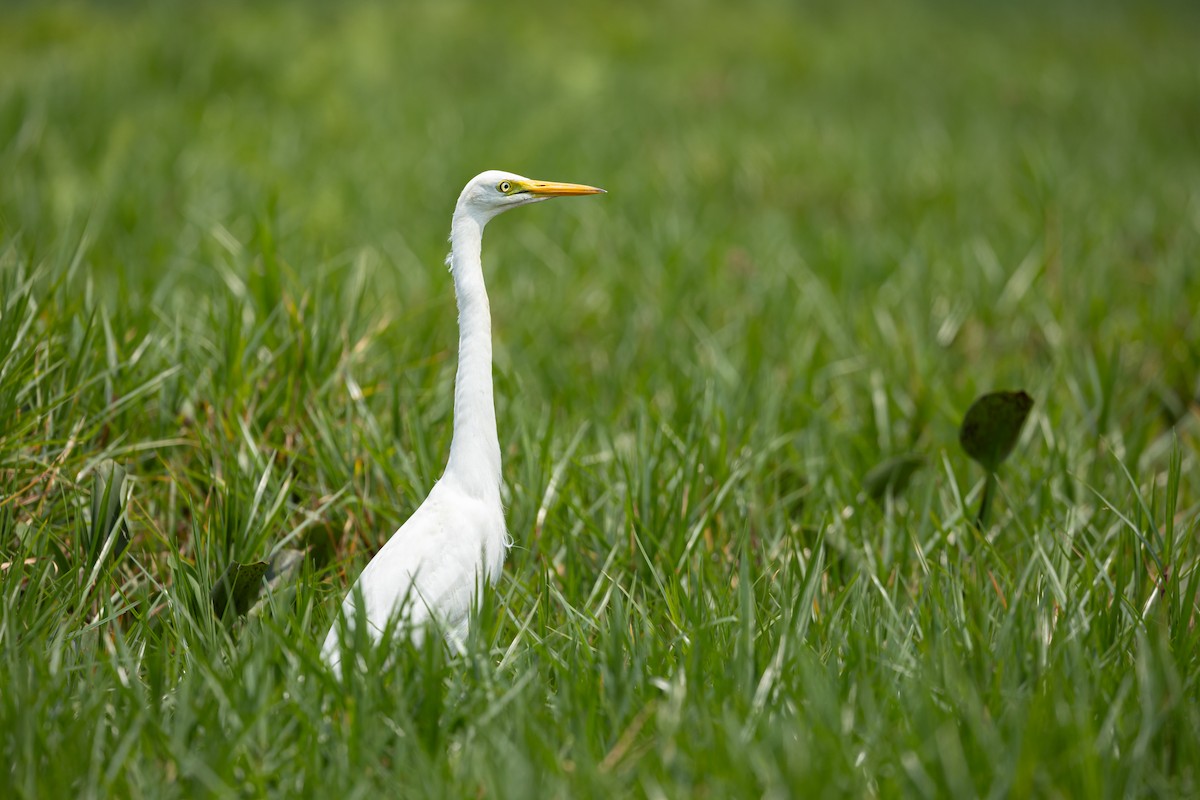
[249,549,306,616]
[211,560,270,619]
[959,390,1034,472]
[863,453,925,501]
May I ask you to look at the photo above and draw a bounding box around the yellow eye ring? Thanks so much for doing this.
[498,180,512,193]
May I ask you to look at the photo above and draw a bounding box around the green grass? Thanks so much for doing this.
[2,0,1199,796]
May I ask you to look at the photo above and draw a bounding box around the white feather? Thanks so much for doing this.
[321,170,602,675]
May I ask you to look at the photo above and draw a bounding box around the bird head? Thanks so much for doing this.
[455,170,605,223]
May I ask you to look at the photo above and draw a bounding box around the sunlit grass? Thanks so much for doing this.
[2,0,1199,796]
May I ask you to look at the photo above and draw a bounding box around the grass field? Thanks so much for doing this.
[2,1,1199,796]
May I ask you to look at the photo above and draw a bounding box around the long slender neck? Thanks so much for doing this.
[444,211,502,499]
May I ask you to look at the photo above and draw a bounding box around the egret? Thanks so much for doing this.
[322,170,604,674]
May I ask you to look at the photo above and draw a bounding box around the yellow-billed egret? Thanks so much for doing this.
[322,170,604,674]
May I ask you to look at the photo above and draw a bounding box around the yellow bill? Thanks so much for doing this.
[520,179,606,197]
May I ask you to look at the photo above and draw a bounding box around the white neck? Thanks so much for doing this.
[443,211,502,499]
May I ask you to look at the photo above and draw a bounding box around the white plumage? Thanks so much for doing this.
[322,170,604,674]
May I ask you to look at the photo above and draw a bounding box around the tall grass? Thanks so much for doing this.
[2,0,1198,796]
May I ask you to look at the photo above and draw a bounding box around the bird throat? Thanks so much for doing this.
[444,214,503,499]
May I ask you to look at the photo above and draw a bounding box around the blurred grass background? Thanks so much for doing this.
[2,0,1199,796]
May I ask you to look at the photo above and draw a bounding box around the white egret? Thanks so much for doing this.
[322,170,604,674]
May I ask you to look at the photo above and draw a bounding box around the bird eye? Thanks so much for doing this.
[498,180,512,193]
